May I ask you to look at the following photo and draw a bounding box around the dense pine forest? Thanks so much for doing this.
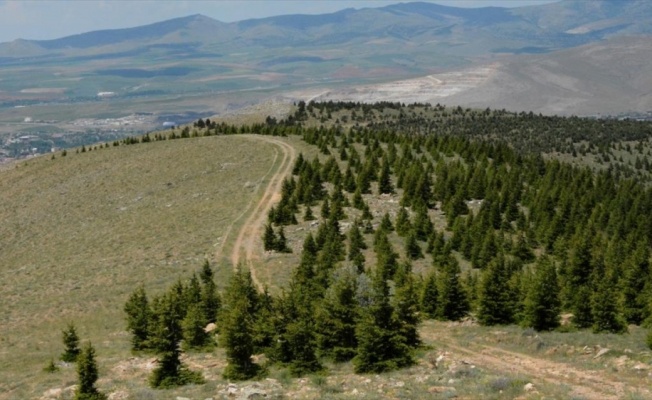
[54,101,652,391]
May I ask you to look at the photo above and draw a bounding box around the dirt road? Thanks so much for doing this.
[214,135,296,291]
[422,325,650,400]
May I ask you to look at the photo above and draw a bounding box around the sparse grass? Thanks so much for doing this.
[0,135,284,399]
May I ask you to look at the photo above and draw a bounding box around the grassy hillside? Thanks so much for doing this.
[0,135,303,398]
[3,106,652,399]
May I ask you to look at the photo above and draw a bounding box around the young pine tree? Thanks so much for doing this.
[393,262,421,348]
[199,261,221,324]
[315,266,359,362]
[74,342,106,400]
[420,272,439,319]
[592,272,628,334]
[405,230,424,260]
[221,294,259,380]
[124,285,151,351]
[437,256,470,321]
[378,159,394,195]
[149,292,203,388]
[522,256,561,331]
[276,226,292,253]
[61,323,81,363]
[353,270,413,373]
[181,302,210,350]
[263,223,277,252]
[395,208,411,237]
[477,255,515,326]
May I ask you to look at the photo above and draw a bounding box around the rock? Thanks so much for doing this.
[428,386,457,393]
[436,354,445,368]
[634,363,650,371]
[176,397,191,400]
[615,355,630,366]
[393,381,405,388]
[524,383,535,392]
[448,378,456,384]
[594,348,610,359]
[108,392,129,400]
[205,322,217,332]
[41,388,62,399]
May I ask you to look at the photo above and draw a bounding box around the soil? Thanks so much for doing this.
[217,135,296,291]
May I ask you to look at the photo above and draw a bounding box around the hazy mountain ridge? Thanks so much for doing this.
[3,1,652,55]
[0,0,650,118]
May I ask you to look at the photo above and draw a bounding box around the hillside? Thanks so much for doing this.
[0,134,314,398]
[297,35,652,116]
[0,0,651,108]
[3,103,652,399]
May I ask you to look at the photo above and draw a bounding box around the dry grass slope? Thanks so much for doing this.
[0,135,288,398]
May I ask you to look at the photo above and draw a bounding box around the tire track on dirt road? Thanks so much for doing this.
[222,135,296,291]
[439,340,635,400]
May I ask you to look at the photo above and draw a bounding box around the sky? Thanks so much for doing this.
[0,0,558,43]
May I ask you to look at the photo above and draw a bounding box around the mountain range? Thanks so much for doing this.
[0,0,651,116]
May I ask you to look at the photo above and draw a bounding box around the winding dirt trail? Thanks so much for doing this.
[215,135,296,291]
[431,335,646,400]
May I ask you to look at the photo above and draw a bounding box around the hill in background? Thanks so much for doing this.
[0,0,651,114]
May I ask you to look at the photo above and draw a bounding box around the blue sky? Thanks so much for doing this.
[0,0,557,43]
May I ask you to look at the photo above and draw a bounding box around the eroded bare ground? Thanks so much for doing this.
[281,63,499,105]
[215,135,296,291]
[421,320,652,400]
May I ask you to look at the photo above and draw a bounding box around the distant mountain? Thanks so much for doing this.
[0,0,650,115]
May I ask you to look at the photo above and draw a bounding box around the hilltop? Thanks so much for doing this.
[2,102,652,399]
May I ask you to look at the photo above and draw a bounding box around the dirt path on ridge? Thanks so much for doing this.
[216,135,296,291]
[435,337,644,400]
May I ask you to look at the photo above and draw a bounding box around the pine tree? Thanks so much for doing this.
[352,188,365,209]
[572,285,594,329]
[437,256,470,321]
[276,226,292,253]
[378,159,394,194]
[321,197,331,219]
[221,293,259,380]
[303,205,315,221]
[413,205,434,241]
[149,291,203,388]
[592,272,628,334]
[421,272,439,319]
[315,266,359,362]
[395,207,411,237]
[621,241,650,325]
[393,262,421,348]
[374,229,399,281]
[522,256,561,331]
[61,323,81,363]
[348,221,367,273]
[74,342,106,400]
[477,255,514,326]
[199,261,221,324]
[353,271,413,373]
[405,230,424,260]
[124,285,151,351]
[380,212,394,232]
[286,316,322,376]
[182,302,210,350]
[263,223,277,252]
